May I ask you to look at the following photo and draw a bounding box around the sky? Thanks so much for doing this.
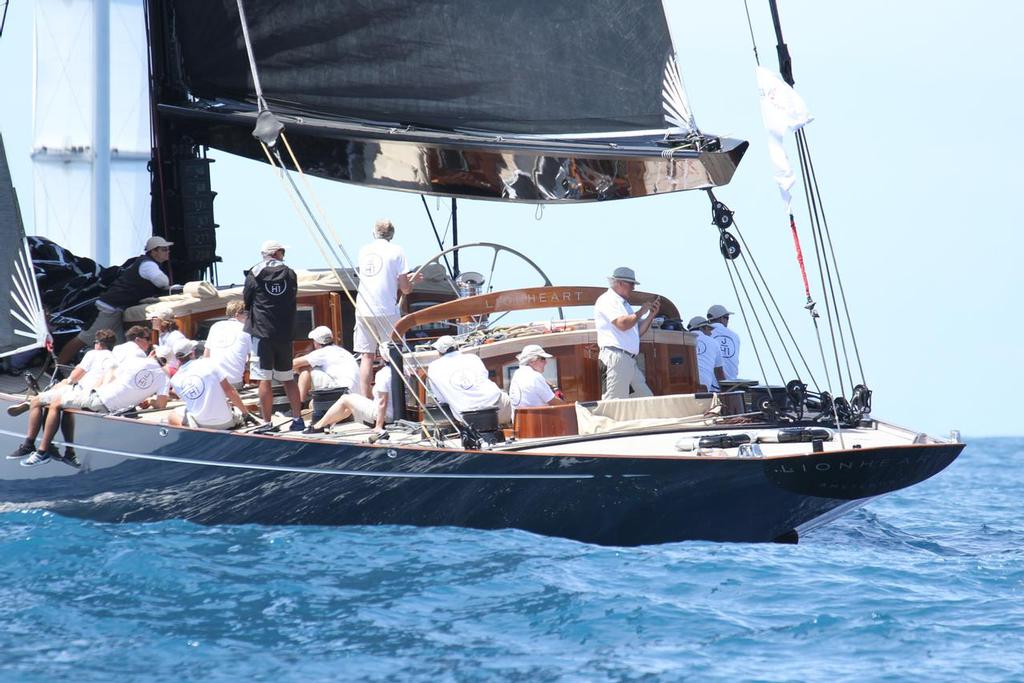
[1,0,1022,437]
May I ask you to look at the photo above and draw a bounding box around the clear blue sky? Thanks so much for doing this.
[1,1,1021,437]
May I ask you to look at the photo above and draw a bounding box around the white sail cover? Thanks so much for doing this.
[32,0,151,266]
[756,66,813,212]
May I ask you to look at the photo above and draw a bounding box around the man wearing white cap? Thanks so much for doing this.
[594,267,660,400]
[706,304,741,380]
[292,326,360,402]
[168,339,248,430]
[244,240,302,429]
[508,344,565,413]
[149,307,188,373]
[354,219,423,399]
[58,235,174,366]
[203,300,252,387]
[426,335,512,425]
[687,317,726,392]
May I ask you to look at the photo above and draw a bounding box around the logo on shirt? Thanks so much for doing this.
[715,334,736,358]
[265,281,288,296]
[133,369,156,390]
[361,254,383,278]
[451,370,477,391]
[696,338,708,355]
[178,375,206,401]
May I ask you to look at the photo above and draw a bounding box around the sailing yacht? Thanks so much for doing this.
[0,0,963,545]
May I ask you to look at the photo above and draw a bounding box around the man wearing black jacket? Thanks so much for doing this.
[244,240,303,430]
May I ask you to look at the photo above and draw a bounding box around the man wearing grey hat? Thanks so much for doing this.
[594,267,660,400]
[706,304,741,380]
[687,316,726,392]
[57,235,175,366]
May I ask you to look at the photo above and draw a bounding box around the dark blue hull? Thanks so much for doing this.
[0,406,964,545]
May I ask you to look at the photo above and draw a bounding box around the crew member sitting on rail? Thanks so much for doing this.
[149,307,188,373]
[706,304,741,380]
[7,329,118,465]
[594,267,660,400]
[168,339,248,430]
[111,325,152,366]
[19,338,171,467]
[687,316,725,392]
[203,300,252,388]
[292,326,360,403]
[304,349,392,435]
[354,219,423,399]
[508,344,564,414]
[426,335,512,425]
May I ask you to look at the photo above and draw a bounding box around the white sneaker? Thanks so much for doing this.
[20,447,55,467]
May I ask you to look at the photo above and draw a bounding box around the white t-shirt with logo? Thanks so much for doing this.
[96,356,170,412]
[76,349,115,392]
[205,318,252,384]
[508,365,555,412]
[112,341,146,366]
[355,239,408,317]
[373,365,394,422]
[692,331,724,392]
[710,322,741,379]
[594,288,640,355]
[427,352,501,420]
[304,345,360,392]
[171,357,232,427]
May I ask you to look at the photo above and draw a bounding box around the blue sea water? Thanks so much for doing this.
[0,438,1021,683]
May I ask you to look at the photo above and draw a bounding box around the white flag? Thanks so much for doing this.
[756,66,813,212]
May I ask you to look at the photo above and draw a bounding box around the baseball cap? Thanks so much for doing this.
[432,335,456,354]
[707,304,734,319]
[609,266,639,284]
[260,240,288,255]
[307,326,334,345]
[144,236,174,252]
[687,316,710,331]
[516,344,553,363]
[149,307,175,323]
[172,338,199,358]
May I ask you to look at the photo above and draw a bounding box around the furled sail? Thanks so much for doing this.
[150,0,748,201]
[0,133,49,359]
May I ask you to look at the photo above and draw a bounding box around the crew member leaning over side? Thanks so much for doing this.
[57,236,174,366]
[244,240,303,430]
[168,339,248,430]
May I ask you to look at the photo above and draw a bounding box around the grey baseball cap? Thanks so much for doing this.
[687,316,710,331]
[707,304,734,319]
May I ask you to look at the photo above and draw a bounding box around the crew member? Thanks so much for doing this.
[149,308,187,373]
[292,326,360,402]
[111,325,153,366]
[244,240,303,430]
[203,300,252,387]
[687,316,726,392]
[354,219,422,399]
[594,267,660,400]
[305,350,392,434]
[57,236,173,365]
[426,335,512,425]
[508,344,564,413]
[168,339,248,430]
[706,304,741,380]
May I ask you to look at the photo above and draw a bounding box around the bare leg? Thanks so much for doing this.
[312,396,355,430]
[296,369,312,403]
[167,408,186,427]
[282,379,302,418]
[258,380,274,420]
[359,354,373,399]
[38,397,64,450]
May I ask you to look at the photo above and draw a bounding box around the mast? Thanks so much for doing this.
[92,0,111,265]
[451,198,459,278]
[767,0,794,85]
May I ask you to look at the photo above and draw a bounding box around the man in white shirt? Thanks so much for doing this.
[305,354,393,435]
[508,344,564,414]
[354,219,422,398]
[707,304,741,380]
[426,335,512,425]
[168,339,248,430]
[149,307,188,372]
[111,325,152,366]
[687,316,726,392]
[203,300,252,387]
[594,267,660,400]
[292,326,360,402]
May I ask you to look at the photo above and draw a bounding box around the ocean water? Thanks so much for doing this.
[0,438,1021,683]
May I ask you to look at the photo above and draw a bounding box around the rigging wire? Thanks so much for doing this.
[419,195,455,280]
[742,0,761,66]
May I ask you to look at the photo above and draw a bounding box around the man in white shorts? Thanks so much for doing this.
[203,300,252,387]
[168,339,248,430]
[508,344,564,415]
[305,351,392,434]
[20,346,170,467]
[292,326,360,402]
[426,335,512,425]
[7,329,117,466]
[687,316,725,392]
[354,219,422,398]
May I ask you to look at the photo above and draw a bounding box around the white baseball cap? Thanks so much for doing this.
[260,240,288,255]
[307,326,334,345]
[144,236,174,252]
[687,316,710,331]
[516,344,553,363]
[172,338,199,358]
[432,335,456,354]
[707,304,734,319]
